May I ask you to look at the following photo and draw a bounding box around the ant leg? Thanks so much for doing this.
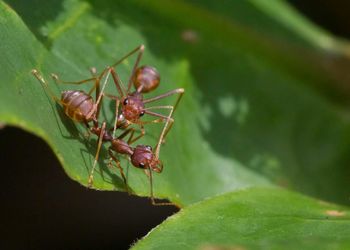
[117,127,134,140]
[101,85,123,139]
[109,45,145,93]
[50,66,110,96]
[110,67,126,97]
[99,85,123,139]
[146,168,174,206]
[111,45,145,68]
[143,108,174,140]
[127,125,145,144]
[88,67,110,96]
[99,93,126,139]
[143,88,184,144]
[127,45,145,93]
[88,121,106,188]
[113,126,144,145]
[143,87,184,142]
[143,108,174,121]
[32,69,62,104]
[108,148,129,193]
[50,73,96,86]
[143,88,185,113]
[117,127,142,143]
[143,106,176,143]
[112,98,121,138]
[83,121,92,138]
[86,68,113,121]
[94,68,112,117]
[149,108,175,159]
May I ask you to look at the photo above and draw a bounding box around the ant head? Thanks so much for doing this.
[121,93,145,122]
[131,145,163,172]
[132,66,160,93]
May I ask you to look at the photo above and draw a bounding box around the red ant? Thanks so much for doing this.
[32,67,177,206]
[32,67,121,185]
[110,45,184,144]
[31,67,111,130]
[32,44,184,205]
[89,118,174,206]
[51,45,184,143]
[86,68,176,206]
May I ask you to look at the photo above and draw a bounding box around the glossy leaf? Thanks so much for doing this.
[133,187,350,249]
[1,0,350,207]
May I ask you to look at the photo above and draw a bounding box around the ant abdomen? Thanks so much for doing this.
[61,90,95,122]
[132,66,160,93]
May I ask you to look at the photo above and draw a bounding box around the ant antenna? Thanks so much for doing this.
[31,69,60,103]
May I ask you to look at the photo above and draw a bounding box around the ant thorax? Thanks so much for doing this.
[121,92,145,122]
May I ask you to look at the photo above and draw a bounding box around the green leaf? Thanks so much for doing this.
[132,187,350,250]
[1,0,350,207]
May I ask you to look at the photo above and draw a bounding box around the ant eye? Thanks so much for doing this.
[139,162,145,168]
[123,98,129,105]
[139,111,145,117]
[146,145,152,151]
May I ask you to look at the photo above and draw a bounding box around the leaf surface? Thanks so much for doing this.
[133,188,350,250]
[1,0,350,206]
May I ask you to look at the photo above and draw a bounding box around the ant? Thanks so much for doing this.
[51,45,185,142]
[89,118,174,206]
[109,45,184,143]
[32,67,120,183]
[86,69,176,206]
[32,67,177,206]
[31,67,112,130]
[32,44,184,205]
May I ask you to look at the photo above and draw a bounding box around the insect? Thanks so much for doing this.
[31,67,112,130]
[110,45,184,142]
[51,45,185,142]
[84,68,176,206]
[32,45,184,206]
[89,111,174,206]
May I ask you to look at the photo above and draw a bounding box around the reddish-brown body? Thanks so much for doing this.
[88,121,167,205]
[132,66,160,93]
[90,125,162,172]
[104,45,184,151]
[32,45,183,206]
[61,90,95,123]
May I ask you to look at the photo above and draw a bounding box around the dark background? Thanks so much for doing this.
[1,1,350,249]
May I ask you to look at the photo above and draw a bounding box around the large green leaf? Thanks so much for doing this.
[132,187,350,250]
[1,0,350,207]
